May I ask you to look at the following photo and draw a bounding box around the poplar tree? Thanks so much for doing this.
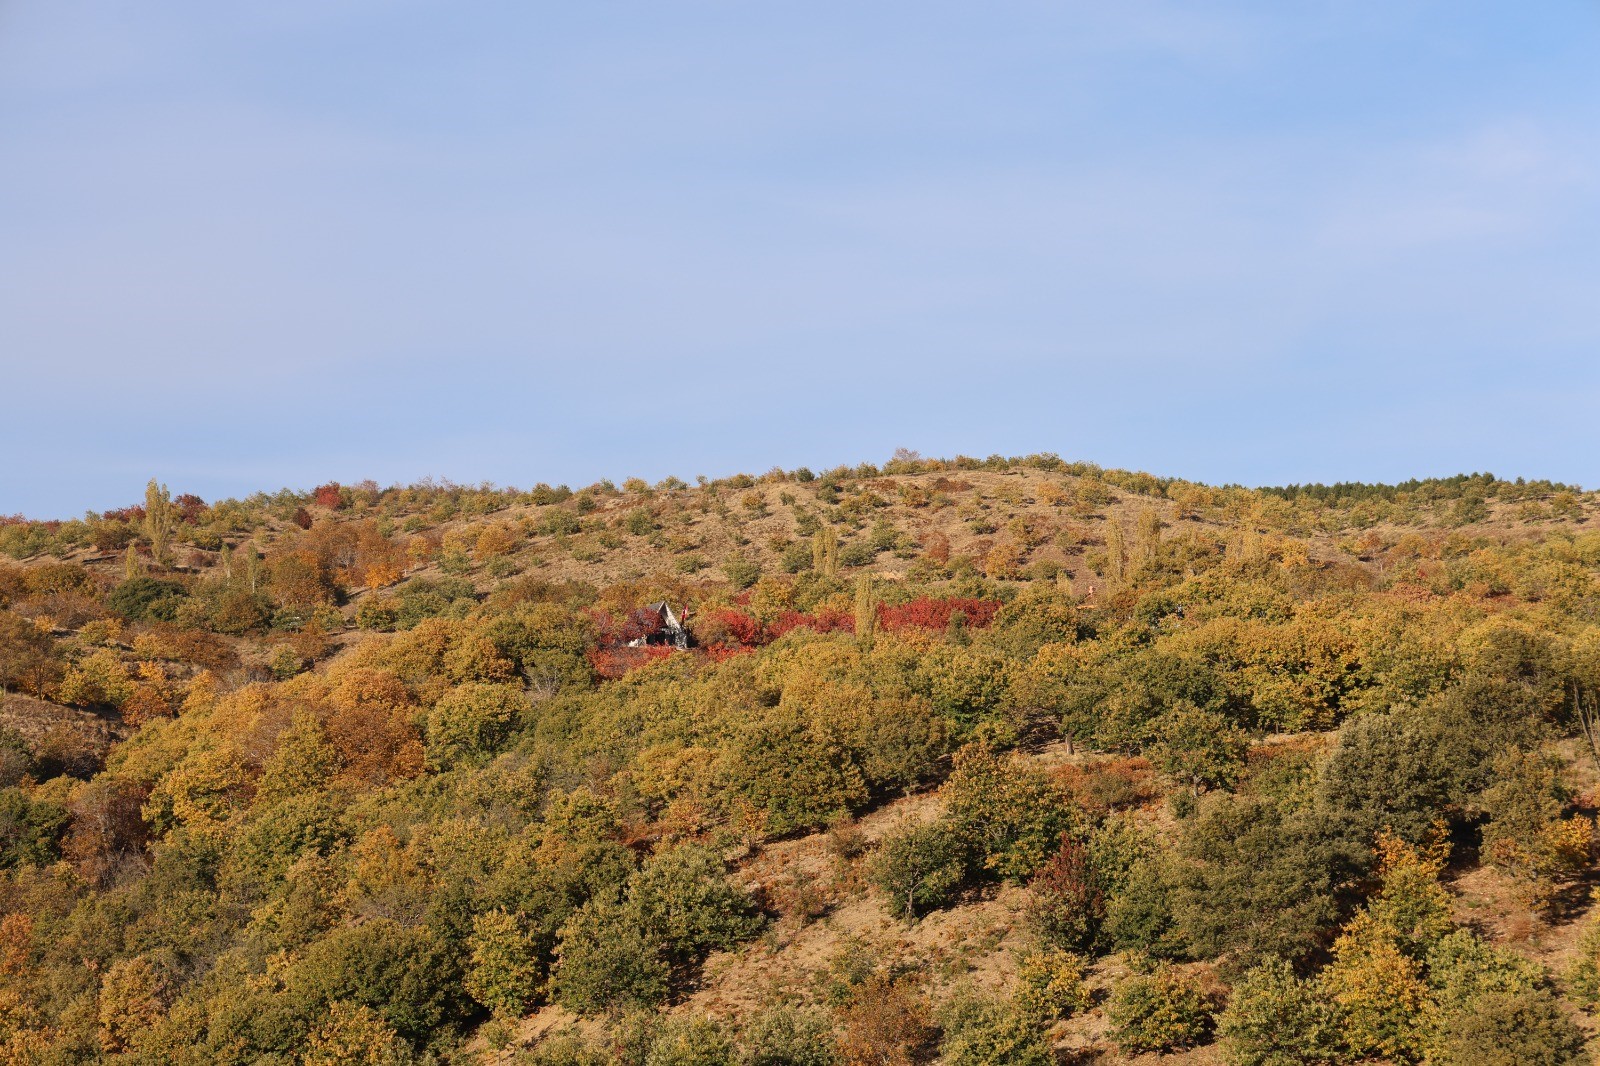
[1104,521,1127,584]
[854,574,879,647]
[244,544,262,594]
[812,526,839,578]
[143,480,175,568]
[1136,508,1163,568]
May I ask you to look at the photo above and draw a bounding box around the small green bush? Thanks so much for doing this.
[939,994,1052,1066]
[644,1016,736,1066]
[737,1006,838,1066]
[106,577,187,621]
[1563,907,1600,1009]
[838,542,876,568]
[1108,965,1215,1054]
[780,542,813,573]
[485,556,519,578]
[355,595,400,631]
[1012,949,1090,1024]
[871,818,972,921]
[539,510,583,536]
[1218,959,1345,1066]
[518,1034,611,1065]
[268,645,304,680]
[1426,930,1542,1020]
[723,557,762,590]
[1430,989,1585,1066]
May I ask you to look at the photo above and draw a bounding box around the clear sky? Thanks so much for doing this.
[3,2,1598,517]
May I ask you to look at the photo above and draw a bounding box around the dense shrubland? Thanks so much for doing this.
[0,458,1597,1062]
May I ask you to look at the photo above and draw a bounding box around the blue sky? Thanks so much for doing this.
[3,2,1598,517]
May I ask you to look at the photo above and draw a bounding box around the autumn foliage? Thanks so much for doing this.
[588,645,675,679]
[312,482,345,509]
[690,598,1000,651]
[878,597,1001,633]
[0,457,1594,1063]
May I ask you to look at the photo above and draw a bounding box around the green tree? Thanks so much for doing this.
[1425,929,1542,1023]
[812,527,839,579]
[106,576,187,621]
[551,893,671,1015]
[1135,507,1163,568]
[1316,916,1430,1064]
[726,710,867,835]
[871,818,972,921]
[1152,702,1249,796]
[286,919,468,1046]
[1105,855,1188,959]
[1563,904,1600,1009]
[222,792,346,895]
[302,1001,413,1066]
[465,909,545,1018]
[1103,520,1127,583]
[853,574,879,648]
[144,479,176,568]
[1169,794,1363,971]
[628,845,764,962]
[941,743,1073,882]
[256,708,339,803]
[424,682,524,769]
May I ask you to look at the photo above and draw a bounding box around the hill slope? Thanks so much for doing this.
[0,455,1597,1064]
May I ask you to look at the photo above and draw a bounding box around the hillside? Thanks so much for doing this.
[1,454,1599,1064]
